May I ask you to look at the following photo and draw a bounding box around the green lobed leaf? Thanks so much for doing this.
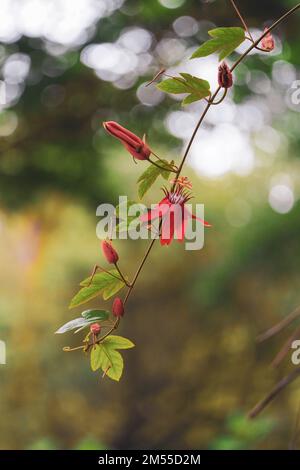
[191,27,245,61]
[137,160,174,199]
[101,347,124,381]
[90,344,105,371]
[182,94,202,106]
[90,336,135,380]
[90,342,124,381]
[180,73,210,95]
[161,160,174,181]
[157,74,210,106]
[157,77,188,94]
[104,335,135,350]
[69,270,125,308]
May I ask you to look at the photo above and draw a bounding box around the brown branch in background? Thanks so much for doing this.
[271,324,300,368]
[257,305,300,343]
[289,401,300,450]
[248,367,300,419]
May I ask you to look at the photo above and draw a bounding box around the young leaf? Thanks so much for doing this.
[115,200,145,234]
[115,200,140,218]
[104,335,135,350]
[69,270,125,308]
[90,341,124,381]
[80,269,121,288]
[90,336,134,380]
[137,160,174,199]
[180,73,210,96]
[161,160,174,181]
[115,218,137,234]
[81,309,110,321]
[156,77,188,94]
[157,74,210,106]
[102,277,125,300]
[101,347,124,381]
[191,27,245,61]
[182,94,202,106]
[69,284,106,309]
[90,344,105,371]
[55,317,91,334]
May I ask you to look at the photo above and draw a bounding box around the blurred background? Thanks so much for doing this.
[0,0,300,450]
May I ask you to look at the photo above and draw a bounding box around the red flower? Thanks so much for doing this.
[218,62,233,89]
[140,184,211,246]
[101,240,119,264]
[103,121,151,161]
[261,28,275,51]
[112,297,124,318]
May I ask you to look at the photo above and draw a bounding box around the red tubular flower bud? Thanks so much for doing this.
[112,297,124,318]
[90,323,101,335]
[218,62,233,89]
[261,28,275,52]
[103,121,151,161]
[101,240,119,264]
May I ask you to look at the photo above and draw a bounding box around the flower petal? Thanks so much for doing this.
[160,210,175,245]
[175,206,188,242]
[140,199,171,222]
[191,213,212,227]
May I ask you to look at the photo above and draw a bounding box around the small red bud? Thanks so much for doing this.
[90,323,101,335]
[101,240,119,264]
[261,28,275,52]
[218,62,233,89]
[112,297,124,318]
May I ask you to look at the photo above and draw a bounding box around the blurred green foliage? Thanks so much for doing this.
[210,412,275,449]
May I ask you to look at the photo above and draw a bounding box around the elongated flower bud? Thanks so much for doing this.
[101,240,119,264]
[218,62,233,89]
[112,297,124,318]
[261,28,275,52]
[90,323,101,335]
[103,121,151,161]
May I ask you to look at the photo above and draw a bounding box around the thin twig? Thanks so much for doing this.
[146,68,166,87]
[206,88,227,106]
[271,325,300,368]
[230,0,253,41]
[248,367,300,419]
[257,305,300,343]
[289,400,300,450]
[148,157,177,173]
[87,264,124,287]
[232,4,300,73]
[114,262,131,287]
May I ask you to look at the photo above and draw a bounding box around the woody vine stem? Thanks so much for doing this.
[58,1,300,391]
[99,2,300,341]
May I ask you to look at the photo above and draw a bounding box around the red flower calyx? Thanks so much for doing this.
[218,62,233,89]
[103,121,151,161]
[101,239,119,265]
